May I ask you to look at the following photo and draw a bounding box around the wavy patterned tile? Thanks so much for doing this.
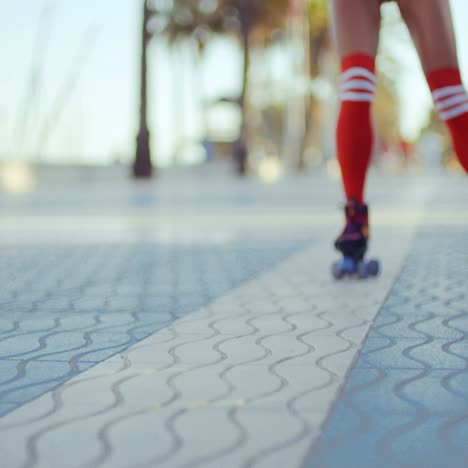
[0,241,304,417]
[0,229,414,468]
[304,227,468,468]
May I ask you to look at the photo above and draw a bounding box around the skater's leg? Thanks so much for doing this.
[330,0,381,263]
[396,0,457,72]
[398,0,468,173]
[330,0,382,203]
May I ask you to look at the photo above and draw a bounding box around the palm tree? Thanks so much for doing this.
[133,0,290,177]
[222,0,289,174]
[297,0,330,170]
[133,0,153,178]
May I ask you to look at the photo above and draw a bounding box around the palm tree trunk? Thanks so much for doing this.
[133,0,153,178]
[234,0,251,175]
[192,42,210,157]
[298,11,313,171]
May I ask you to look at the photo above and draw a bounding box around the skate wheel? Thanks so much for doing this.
[342,257,356,273]
[368,259,380,277]
[332,261,345,279]
[331,257,357,279]
[357,261,369,279]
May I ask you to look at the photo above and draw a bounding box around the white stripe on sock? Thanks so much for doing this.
[340,80,376,93]
[439,102,468,121]
[340,67,376,84]
[435,93,468,111]
[432,85,465,100]
[340,92,374,102]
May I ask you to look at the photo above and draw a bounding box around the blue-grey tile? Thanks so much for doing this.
[0,360,73,402]
[0,360,21,385]
[343,369,467,415]
[369,313,464,340]
[357,338,466,370]
[390,415,468,467]
[0,402,19,417]
[309,412,416,468]
[0,334,45,359]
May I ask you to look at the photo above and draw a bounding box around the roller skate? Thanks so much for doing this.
[331,199,380,279]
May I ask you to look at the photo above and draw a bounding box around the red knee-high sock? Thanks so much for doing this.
[336,54,376,204]
[427,68,468,173]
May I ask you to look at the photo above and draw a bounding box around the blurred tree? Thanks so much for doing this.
[372,3,408,165]
[307,0,329,78]
[298,0,330,170]
[373,57,400,145]
[134,0,153,178]
[223,0,291,174]
[138,0,289,176]
[420,109,458,169]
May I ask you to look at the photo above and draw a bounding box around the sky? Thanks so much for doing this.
[1,0,468,166]
[0,0,140,164]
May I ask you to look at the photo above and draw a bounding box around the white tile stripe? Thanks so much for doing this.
[340,79,376,93]
[434,93,468,111]
[432,84,465,100]
[439,102,468,121]
[340,67,376,84]
[340,91,374,102]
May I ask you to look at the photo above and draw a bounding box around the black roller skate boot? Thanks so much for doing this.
[332,199,380,279]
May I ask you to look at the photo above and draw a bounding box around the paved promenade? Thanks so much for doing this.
[0,164,467,467]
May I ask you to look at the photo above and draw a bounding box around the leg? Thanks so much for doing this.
[330,0,381,59]
[398,0,468,172]
[396,0,457,73]
[330,0,382,203]
[330,0,381,261]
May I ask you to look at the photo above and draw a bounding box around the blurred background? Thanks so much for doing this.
[1,0,468,190]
